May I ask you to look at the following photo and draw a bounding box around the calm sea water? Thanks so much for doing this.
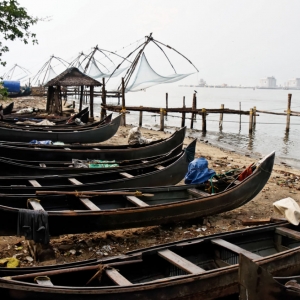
[81,85,300,168]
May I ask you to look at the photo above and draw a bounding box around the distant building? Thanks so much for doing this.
[259,76,277,88]
[286,78,300,88]
[197,79,206,87]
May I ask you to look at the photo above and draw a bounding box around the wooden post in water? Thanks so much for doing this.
[121,77,126,126]
[89,85,94,118]
[219,104,224,130]
[139,106,143,127]
[202,108,207,132]
[181,96,186,128]
[239,102,241,131]
[190,93,197,129]
[100,78,107,120]
[165,93,168,120]
[249,108,253,134]
[286,94,292,132]
[253,106,256,127]
[160,108,165,131]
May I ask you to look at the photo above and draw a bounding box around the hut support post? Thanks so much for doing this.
[121,77,126,126]
[139,106,143,127]
[190,93,197,129]
[219,104,224,130]
[89,86,94,118]
[79,85,84,111]
[249,108,253,134]
[100,78,107,120]
[160,108,165,131]
[202,108,207,133]
[181,96,186,128]
[286,94,292,132]
[165,93,168,120]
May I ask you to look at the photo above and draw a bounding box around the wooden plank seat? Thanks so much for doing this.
[79,198,101,211]
[275,227,300,241]
[188,188,210,197]
[158,249,206,274]
[155,165,165,170]
[142,160,149,163]
[39,163,46,167]
[64,147,71,150]
[126,196,149,207]
[68,178,83,185]
[120,172,134,178]
[28,199,44,211]
[211,238,262,260]
[34,276,53,286]
[28,180,42,187]
[93,148,100,150]
[105,269,132,286]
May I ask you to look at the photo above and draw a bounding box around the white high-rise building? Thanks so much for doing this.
[286,78,300,88]
[259,76,277,88]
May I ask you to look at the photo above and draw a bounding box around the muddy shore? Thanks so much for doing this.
[0,96,299,267]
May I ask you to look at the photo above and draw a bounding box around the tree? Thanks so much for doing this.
[0,0,39,67]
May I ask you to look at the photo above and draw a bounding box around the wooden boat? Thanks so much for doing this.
[3,102,14,115]
[0,113,112,132]
[0,149,272,236]
[0,139,195,194]
[0,142,183,176]
[0,114,121,143]
[239,253,300,300]
[0,126,186,161]
[2,221,300,299]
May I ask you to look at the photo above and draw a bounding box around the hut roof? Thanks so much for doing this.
[45,67,102,87]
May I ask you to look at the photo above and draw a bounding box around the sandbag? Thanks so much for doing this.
[127,127,153,146]
[273,197,300,225]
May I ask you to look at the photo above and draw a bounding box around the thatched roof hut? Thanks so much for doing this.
[45,67,101,117]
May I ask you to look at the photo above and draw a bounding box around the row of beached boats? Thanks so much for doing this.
[0,105,292,299]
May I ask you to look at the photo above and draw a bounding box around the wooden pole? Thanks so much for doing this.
[160,108,165,131]
[249,108,253,134]
[202,108,206,132]
[121,77,126,126]
[181,96,186,128]
[286,94,292,132]
[139,106,143,127]
[253,106,256,127]
[79,85,84,111]
[239,102,241,131]
[190,93,196,129]
[89,86,94,118]
[219,104,224,130]
[100,78,107,120]
[165,93,168,120]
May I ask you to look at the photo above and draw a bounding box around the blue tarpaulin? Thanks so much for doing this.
[29,140,53,145]
[184,157,216,184]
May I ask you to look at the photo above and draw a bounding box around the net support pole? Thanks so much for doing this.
[239,102,241,131]
[100,78,107,120]
[165,93,168,120]
[121,77,126,126]
[253,106,256,127]
[190,93,196,129]
[139,106,143,127]
[89,85,94,118]
[286,94,292,132]
[202,108,207,133]
[181,96,186,128]
[219,104,224,130]
[249,108,253,134]
[160,108,165,131]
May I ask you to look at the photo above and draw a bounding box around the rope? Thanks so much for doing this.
[85,264,110,285]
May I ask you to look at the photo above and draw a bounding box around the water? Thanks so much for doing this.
[80,85,300,168]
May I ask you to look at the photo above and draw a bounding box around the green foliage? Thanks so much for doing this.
[0,0,39,66]
[0,82,8,98]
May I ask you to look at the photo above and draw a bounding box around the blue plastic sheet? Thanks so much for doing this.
[29,140,53,145]
[184,157,216,184]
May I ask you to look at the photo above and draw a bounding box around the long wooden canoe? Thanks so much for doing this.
[0,114,121,143]
[0,150,272,236]
[0,126,186,161]
[3,220,300,299]
[0,142,183,176]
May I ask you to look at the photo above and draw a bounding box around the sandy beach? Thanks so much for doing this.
[0,96,299,267]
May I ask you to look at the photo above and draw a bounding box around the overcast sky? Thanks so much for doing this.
[2,0,300,86]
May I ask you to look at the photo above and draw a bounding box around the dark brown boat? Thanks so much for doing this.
[0,114,121,143]
[0,150,272,237]
[2,220,300,299]
[0,126,186,161]
[3,102,14,115]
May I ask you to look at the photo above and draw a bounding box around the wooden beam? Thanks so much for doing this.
[93,148,100,150]
[120,172,133,178]
[64,147,71,150]
[126,196,149,207]
[68,178,83,185]
[211,239,262,260]
[28,199,44,211]
[187,188,210,197]
[275,227,300,241]
[155,165,164,170]
[105,269,132,286]
[79,198,100,211]
[39,163,46,168]
[28,180,42,187]
[35,277,54,286]
[158,249,206,274]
